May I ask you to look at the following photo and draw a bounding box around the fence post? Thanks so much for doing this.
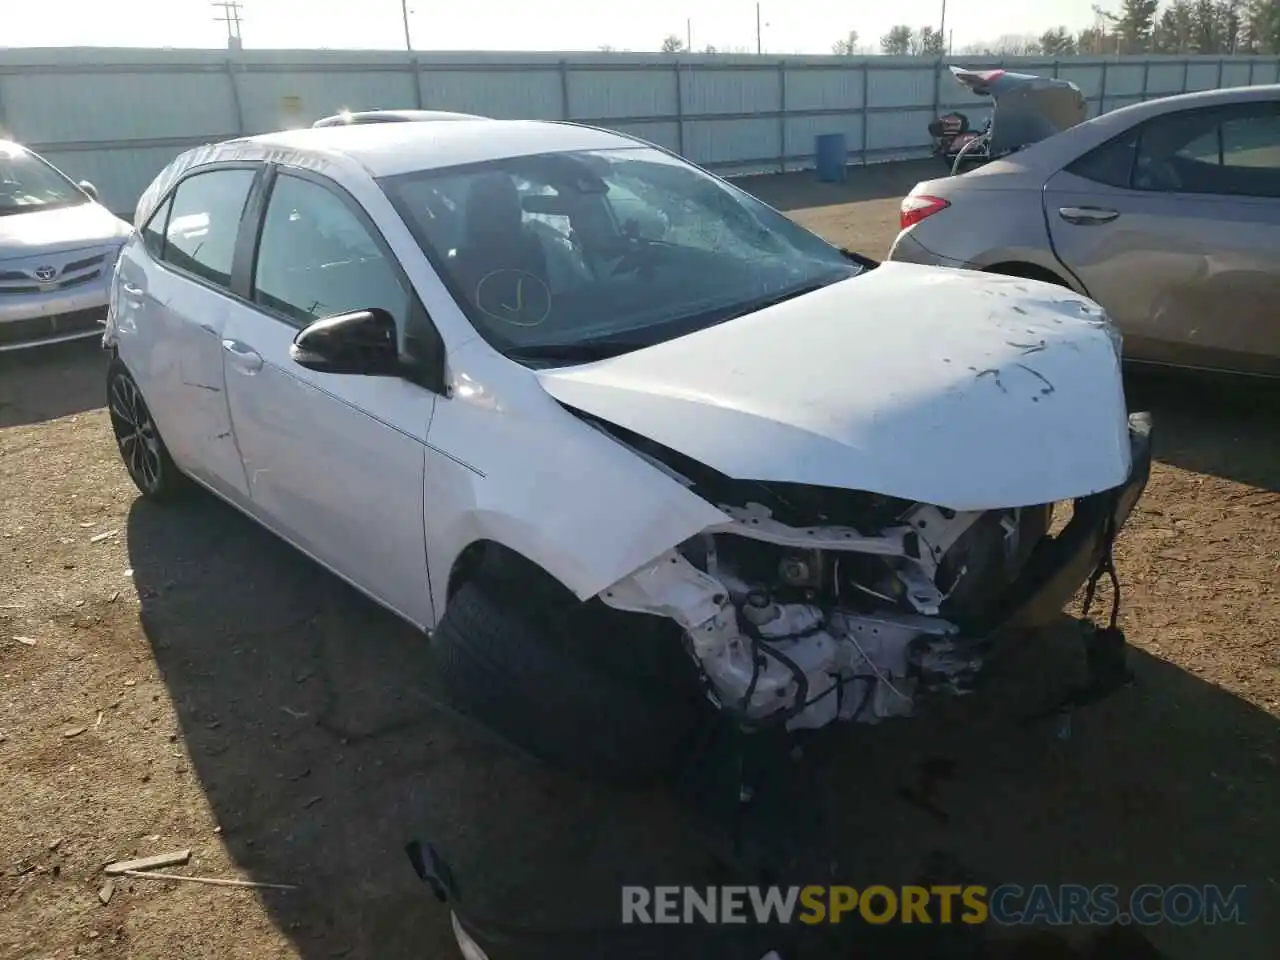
[1052,59,1060,78]
[1216,58,1224,88]
[558,59,570,120]
[226,57,246,135]
[859,59,869,166]
[0,74,8,135]
[777,59,786,174]
[411,56,424,109]
[1247,58,1256,86]
[674,60,685,157]
[1141,59,1150,100]
[1099,59,1108,115]
[931,55,942,120]
[1181,59,1190,94]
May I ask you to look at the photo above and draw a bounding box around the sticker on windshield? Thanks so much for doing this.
[475,269,552,327]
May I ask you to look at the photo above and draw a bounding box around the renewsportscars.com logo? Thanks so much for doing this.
[621,884,1248,927]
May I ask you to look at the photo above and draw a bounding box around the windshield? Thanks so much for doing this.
[0,145,87,216]
[380,146,865,362]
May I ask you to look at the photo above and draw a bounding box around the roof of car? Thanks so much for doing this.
[312,108,488,127]
[242,119,643,178]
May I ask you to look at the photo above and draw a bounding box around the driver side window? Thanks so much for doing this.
[252,173,409,328]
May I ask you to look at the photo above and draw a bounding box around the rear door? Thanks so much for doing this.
[218,165,438,627]
[1043,99,1280,375]
[113,165,260,502]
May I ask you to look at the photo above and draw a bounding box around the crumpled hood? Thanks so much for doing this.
[0,203,132,261]
[537,263,1133,512]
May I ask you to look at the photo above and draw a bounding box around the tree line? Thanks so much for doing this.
[869,0,1280,57]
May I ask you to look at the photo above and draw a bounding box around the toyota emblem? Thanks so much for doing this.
[33,265,57,282]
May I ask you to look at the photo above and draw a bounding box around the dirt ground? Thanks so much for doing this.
[2,161,1278,960]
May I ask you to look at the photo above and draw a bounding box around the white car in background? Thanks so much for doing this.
[103,120,1152,792]
[0,139,132,350]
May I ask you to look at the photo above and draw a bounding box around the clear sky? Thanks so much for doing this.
[4,0,1103,55]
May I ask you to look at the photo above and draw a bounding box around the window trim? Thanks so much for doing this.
[139,161,265,297]
[240,163,448,395]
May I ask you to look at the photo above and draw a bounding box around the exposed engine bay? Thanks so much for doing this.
[590,417,1057,731]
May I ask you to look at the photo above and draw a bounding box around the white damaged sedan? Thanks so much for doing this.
[104,119,1152,783]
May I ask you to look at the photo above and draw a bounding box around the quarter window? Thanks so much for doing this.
[252,173,408,328]
[160,169,256,288]
[141,196,172,258]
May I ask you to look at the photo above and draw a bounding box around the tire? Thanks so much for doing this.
[431,574,707,785]
[106,357,190,502]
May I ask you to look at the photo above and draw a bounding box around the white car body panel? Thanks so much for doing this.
[421,339,731,613]
[539,263,1131,512]
[219,301,439,628]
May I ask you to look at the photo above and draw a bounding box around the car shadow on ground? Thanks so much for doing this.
[0,338,107,428]
[1124,367,1280,494]
[124,491,1275,960]
[733,159,939,212]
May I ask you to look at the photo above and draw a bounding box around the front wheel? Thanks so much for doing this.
[431,574,706,785]
[107,358,189,501]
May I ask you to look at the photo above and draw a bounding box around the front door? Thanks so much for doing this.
[219,167,437,627]
[1044,99,1280,375]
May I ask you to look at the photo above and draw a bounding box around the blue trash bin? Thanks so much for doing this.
[815,133,847,182]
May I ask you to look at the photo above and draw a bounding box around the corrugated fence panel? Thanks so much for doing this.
[1146,63,1187,94]
[2,71,237,144]
[417,69,562,119]
[40,145,191,215]
[783,68,864,112]
[681,67,780,115]
[683,117,779,166]
[867,65,934,109]
[2,49,1277,212]
[1106,63,1147,96]
[784,114,863,161]
[1221,62,1253,86]
[238,70,418,131]
[1186,62,1222,89]
[866,110,934,155]
[566,68,676,120]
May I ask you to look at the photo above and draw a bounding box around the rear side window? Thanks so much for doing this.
[1067,133,1138,188]
[160,169,257,288]
[1132,103,1280,198]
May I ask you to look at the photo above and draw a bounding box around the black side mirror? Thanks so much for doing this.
[290,308,402,376]
[78,180,99,202]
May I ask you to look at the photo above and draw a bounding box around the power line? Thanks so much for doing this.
[212,0,245,50]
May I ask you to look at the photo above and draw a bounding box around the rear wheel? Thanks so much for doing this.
[107,358,189,501]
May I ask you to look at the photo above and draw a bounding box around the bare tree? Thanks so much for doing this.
[832,30,860,54]
[660,34,685,53]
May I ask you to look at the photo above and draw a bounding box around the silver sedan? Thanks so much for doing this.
[0,140,133,351]
[888,85,1280,378]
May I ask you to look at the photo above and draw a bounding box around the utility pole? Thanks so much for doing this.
[687,18,692,52]
[755,2,762,54]
[211,0,245,50]
[939,0,947,45]
[401,0,413,52]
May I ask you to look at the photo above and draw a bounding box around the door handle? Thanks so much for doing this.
[120,282,145,300]
[221,339,264,374]
[1059,206,1119,225]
